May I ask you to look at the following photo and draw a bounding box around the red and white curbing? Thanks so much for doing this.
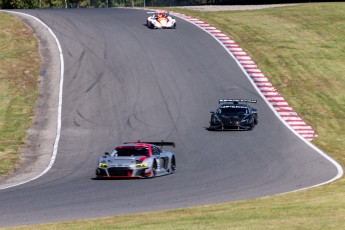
[173,12,317,141]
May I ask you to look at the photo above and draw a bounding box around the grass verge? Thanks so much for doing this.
[0,13,40,176]
[1,2,345,229]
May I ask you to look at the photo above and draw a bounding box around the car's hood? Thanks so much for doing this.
[98,156,142,167]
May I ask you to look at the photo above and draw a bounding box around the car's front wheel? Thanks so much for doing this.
[151,160,157,177]
[248,121,255,130]
[148,22,154,29]
[210,116,218,125]
[95,169,101,178]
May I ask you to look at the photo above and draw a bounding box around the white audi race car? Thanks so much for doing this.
[96,141,176,179]
[146,11,176,29]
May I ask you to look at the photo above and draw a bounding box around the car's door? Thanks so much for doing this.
[152,146,168,172]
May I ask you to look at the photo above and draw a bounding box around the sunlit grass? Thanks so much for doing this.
[0,13,40,176]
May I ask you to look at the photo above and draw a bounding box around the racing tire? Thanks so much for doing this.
[248,121,255,130]
[207,118,219,130]
[151,160,157,178]
[170,156,176,174]
[206,126,217,131]
[148,22,154,29]
[95,169,101,179]
[210,117,216,128]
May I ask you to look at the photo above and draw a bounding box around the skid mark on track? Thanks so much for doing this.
[85,72,104,93]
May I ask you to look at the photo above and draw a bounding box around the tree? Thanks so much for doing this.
[1,0,40,8]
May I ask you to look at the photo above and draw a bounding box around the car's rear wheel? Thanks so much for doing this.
[170,156,176,174]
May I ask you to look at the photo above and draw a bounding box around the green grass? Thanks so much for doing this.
[1,2,345,229]
[0,13,40,176]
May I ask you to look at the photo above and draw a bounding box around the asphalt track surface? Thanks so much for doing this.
[0,8,340,227]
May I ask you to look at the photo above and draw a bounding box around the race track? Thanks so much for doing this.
[0,8,340,227]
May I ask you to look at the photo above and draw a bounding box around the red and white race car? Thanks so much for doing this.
[146,11,176,29]
[96,141,176,179]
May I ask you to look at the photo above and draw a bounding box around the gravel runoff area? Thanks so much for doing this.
[176,4,297,11]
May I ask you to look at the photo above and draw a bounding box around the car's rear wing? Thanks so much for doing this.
[147,11,169,16]
[124,141,175,148]
[219,99,257,104]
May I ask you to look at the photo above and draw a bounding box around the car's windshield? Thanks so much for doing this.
[113,147,149,157]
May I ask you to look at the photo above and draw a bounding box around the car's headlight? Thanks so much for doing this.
[99,163,108,168]
[131,163,148,168]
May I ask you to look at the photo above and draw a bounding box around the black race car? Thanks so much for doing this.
[207,99,258,130]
